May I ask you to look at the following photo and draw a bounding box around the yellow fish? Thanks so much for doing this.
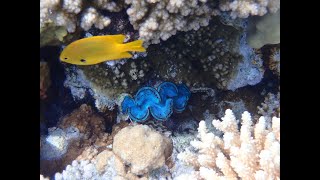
[60,34,146,65]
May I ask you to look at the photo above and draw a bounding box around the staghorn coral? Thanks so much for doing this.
[121,82,191,122]
[177,109,280,179]
[40,61,51,100]
[113,124,173,177]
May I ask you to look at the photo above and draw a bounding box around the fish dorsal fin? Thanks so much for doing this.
[108,34,126,43]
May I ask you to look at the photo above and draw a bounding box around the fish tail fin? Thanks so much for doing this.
[119,52,133,59]
[123,40,146,52]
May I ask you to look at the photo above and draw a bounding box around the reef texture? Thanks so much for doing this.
[124,0,214,45]
[40,0,125,46]
[64,53,153,111]
[177,109,280,179]
[121,82,191,122]
[218,0,279,19]
[145,17,264,91]
[257,92,280,128]
[40,104,113,176]
[266,45,280,77]
[113,125,173,176]
[125,0,279,45]
[63,17,265,113]
[40,61,51,100]
[54,124,173,180]
[40,0,280,47]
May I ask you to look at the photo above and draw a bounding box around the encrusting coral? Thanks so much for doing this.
[177,109,280,179]
[121,81,191,122]
[113,124,173,177]
[144,17,264,91]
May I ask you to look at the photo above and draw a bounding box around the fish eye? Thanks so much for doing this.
[80,59,86,63]
[64,57,68,60]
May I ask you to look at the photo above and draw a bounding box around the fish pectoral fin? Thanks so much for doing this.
[109,34,126,43]
[120,52,133,59]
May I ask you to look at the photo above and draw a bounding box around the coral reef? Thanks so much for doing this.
[248,10,280,49]
[40,0,125,47]
[62,17,268,113]
[121,82,191,122]
[257,92,280,128]
[145,17,264,91]
[218,0,280,19]
[267,45,280,77]
[124,0,214,45]
[54,150,117,180]
[40,104,112,177]
[113,124,173,177]
[124,0,280,45]
[40,126,82,160]
[64,57,151,111]
[58,104,106,145]
[40,61,51,100]
[40,0,280,47]
[54,124,173,179]
[40,0,281,178]
[177,109,280,179]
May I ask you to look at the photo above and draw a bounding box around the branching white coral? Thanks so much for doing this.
[80,7,111,31]
[177,109,280,180]
[125,0,213,45]
[219,0,280,19]
[40,0,122,46]
[94,0,124,12]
